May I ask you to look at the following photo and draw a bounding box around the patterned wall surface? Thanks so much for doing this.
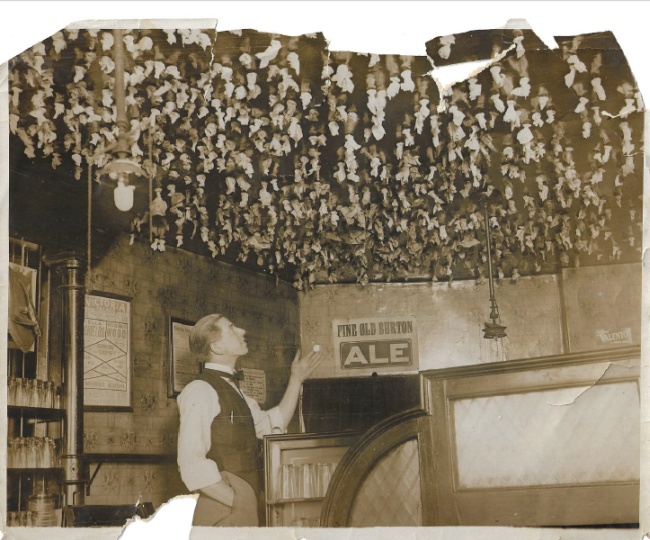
[562,263,642,352]
[453,381,640,489]
[301,263,642,376]
[83,234,300,507]
[84,463,178,508]
[301,274,564,376]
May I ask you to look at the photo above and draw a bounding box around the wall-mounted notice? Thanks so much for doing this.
[239,367,266,405]
[169,317,200,397]
[332,316,419,375]
[84,293,132,410]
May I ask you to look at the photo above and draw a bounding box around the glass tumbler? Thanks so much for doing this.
[301,463,314,499]
[318,462,332,497]
[281,464,295,501]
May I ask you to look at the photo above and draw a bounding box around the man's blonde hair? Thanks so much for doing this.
[189,314,224,361]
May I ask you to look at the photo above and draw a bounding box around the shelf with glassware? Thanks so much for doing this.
[7,352,65,527]
[264,431,362,527]
[7,392,65,526]
[7,240,64,527]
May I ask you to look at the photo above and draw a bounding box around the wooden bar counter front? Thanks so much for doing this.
[321,346,640,527]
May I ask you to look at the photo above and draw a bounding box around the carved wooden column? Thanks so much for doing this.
[47,254,86,507]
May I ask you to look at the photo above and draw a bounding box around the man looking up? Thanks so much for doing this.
[177,313,322,526]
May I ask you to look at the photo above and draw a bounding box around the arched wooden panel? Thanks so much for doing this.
[320,408,436,527]
[349,438,421,527]
[321,347,640,528]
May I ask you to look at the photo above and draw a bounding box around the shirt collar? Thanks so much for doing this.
[204,362,236,375]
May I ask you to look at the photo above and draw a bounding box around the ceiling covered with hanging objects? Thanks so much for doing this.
[8,26,644,289]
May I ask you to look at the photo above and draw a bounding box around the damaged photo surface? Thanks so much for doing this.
[4,15,644,537]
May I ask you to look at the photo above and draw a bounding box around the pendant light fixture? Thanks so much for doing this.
[475,191,507,340]
[97,29,146,212]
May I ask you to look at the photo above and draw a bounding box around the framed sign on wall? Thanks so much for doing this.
[83,292,132,411]
[167,317,267,402]
[168,316,201,397]
[332,316,419,377]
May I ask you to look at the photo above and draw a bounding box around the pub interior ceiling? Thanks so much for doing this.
[8,25,644,289]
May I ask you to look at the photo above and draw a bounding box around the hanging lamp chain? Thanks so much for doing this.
[481,197,507,340]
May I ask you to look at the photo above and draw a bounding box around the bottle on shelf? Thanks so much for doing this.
[8,378,18,406]
[7,240,65,527]
[44,381,53,409]
[8,378,63,409]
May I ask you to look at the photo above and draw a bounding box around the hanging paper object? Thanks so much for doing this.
[7,26,644,290]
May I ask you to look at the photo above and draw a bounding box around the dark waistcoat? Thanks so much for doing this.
[197,369,260,494]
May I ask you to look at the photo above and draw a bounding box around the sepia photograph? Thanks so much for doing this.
[0,3,648,539]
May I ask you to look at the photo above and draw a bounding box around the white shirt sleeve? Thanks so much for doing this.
[177,380,222,492]
[243,392,286,437]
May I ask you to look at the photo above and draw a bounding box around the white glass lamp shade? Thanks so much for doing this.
[114,178,136,212]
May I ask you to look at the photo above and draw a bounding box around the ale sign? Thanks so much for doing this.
[333,317,419,375]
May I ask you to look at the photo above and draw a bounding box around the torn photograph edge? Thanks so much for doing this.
[0,3,649,540]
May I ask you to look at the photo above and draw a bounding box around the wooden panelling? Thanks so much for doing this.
[444,360,639,399]
[423,378,458,525]
[301,375,421,433]
[422,346,640,527]
[453,483,639,526]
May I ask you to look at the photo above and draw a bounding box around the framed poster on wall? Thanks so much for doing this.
[168,316,201,397]
[167,317,266,401]
[332,316,419,377]
[83,292,132,411]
